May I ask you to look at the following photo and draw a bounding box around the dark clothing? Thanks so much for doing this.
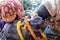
[3,22,20,40]
[0,20,5,30]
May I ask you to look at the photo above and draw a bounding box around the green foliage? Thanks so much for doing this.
[19,0,42,14]
[19,0,42,10]
[19,0,32,10]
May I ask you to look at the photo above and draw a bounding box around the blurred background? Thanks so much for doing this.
[19,0,42,14]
